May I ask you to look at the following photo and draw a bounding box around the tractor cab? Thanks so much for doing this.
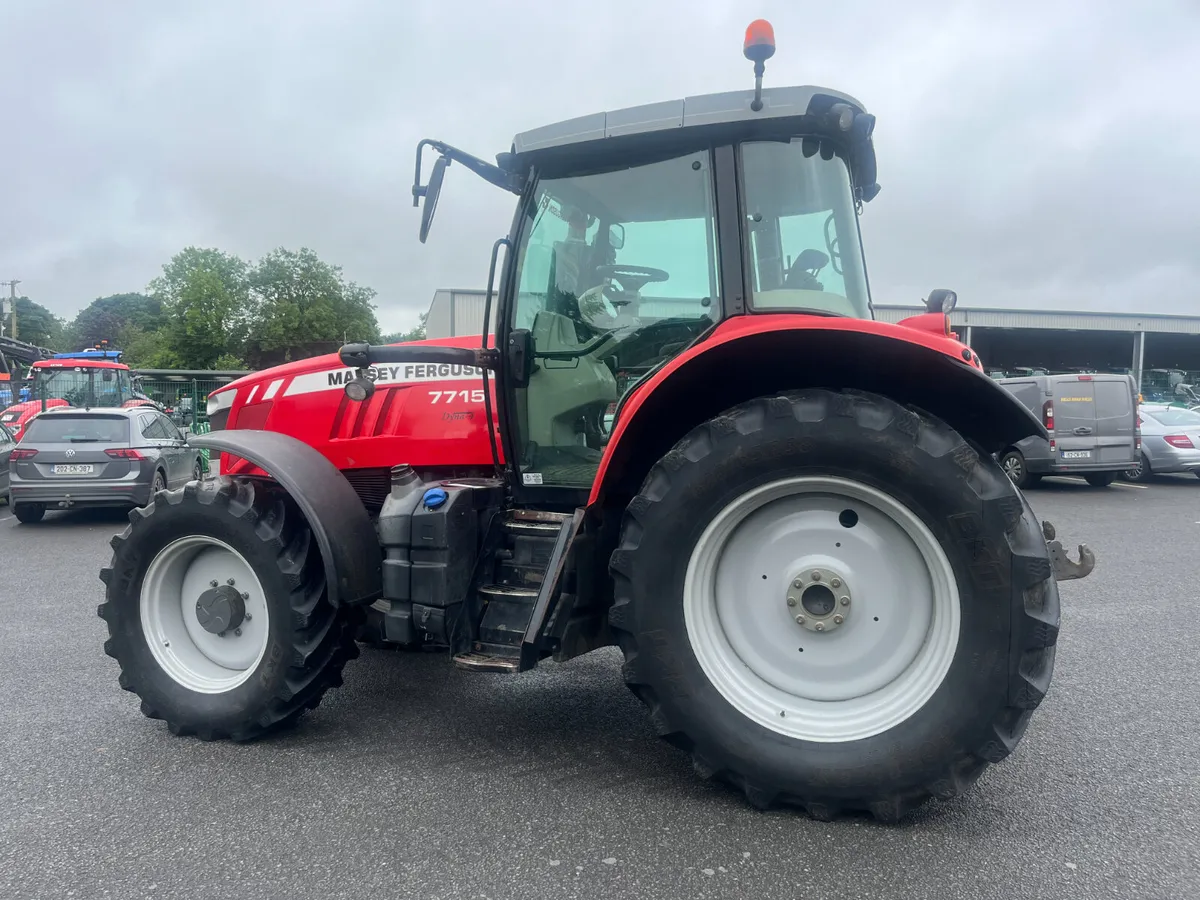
[387,21,885,492]
[0,344,154,438]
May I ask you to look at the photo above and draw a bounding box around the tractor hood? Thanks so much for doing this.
[205,334,500,478]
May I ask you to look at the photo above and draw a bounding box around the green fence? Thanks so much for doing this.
[135,378,225,429]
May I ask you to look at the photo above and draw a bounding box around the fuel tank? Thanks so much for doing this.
[206,334,503,476]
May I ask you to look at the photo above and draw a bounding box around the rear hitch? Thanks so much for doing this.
[1041,520,1095,582]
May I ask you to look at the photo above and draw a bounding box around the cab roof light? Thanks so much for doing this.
[743,19,776,111]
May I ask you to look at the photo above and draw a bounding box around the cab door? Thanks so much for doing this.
[497,148,728,499]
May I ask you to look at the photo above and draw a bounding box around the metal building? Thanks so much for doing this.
[424,289,1200,398]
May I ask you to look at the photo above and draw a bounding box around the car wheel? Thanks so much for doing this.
[1123,454,1152,483]
[152,470,167,495]
[192,459,204,483]
[13,502,46,524]
[999,449,1031,489]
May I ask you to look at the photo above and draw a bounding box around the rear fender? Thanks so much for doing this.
[590,319,1047,508]
[190,430,382,607]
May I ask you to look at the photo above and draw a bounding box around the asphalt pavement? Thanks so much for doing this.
[1,475,1199,900]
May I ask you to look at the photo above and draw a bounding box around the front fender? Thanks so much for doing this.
[190,430,382,607]
[590,315,1047,507]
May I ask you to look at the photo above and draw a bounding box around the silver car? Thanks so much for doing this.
[1123,403,1200,482]
[8,407,205,524]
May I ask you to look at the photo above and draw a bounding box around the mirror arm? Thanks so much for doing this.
[414,139,524,203]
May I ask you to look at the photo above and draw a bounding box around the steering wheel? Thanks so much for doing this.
[823,212,844,275]
[593,265,669,305]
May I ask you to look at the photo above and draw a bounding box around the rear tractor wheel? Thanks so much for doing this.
[610,389,1060,821]
[98,477,362,741]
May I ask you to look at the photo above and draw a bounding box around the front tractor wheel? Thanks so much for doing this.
[98,477,362,741]
[609,389,1061,821]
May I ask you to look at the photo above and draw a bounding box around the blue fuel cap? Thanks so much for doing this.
[422,487,448,510]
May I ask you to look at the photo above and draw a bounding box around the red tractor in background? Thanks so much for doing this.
[1,342,159,439]
[98,22,1095,821]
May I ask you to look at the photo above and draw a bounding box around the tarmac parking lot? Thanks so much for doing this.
[1,475,1199,900]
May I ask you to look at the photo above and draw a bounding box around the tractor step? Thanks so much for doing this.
[452,508,581,673]
[452,650,521,673]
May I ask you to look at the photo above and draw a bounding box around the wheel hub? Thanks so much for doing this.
[195,584,246,635]
[787,567,851,633]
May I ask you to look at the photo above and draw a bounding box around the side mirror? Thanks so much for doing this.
[418,155,449,244]
[925,288,957,315]
[608,224,626,251]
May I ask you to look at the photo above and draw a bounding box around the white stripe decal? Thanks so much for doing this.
[247,384,260,403]
[262,378,284,400]
[283,362,487,397]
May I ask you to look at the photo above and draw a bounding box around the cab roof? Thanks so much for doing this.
[511,85,867,155]
[32,359,130,371]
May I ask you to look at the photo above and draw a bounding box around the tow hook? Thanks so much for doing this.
[1042,520,1095,581]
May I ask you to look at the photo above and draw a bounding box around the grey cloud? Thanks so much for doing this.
[2,0,1198,335]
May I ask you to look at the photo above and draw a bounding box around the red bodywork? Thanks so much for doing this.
[211,334,502,477]
[211,315,976,484]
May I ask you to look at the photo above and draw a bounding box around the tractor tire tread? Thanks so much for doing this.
[607,388,1060,821]
[98,475,360,743]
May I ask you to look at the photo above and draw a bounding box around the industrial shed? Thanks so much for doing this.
[425,289,1200,397]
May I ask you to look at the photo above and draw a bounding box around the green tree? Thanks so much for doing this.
[8,297,65,348]
[381,312,428,344]
[243,247,380,368]
[66,293,164,351]
[148,248,252,369]
[115,323,181,369]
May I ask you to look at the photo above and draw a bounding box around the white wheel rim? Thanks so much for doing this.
[683,476,961,743]
[140,536,270,693]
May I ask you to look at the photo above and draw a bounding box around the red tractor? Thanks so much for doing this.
[98,22,1094,820]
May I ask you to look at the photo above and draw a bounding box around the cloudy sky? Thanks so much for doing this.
[2,0,1198,333]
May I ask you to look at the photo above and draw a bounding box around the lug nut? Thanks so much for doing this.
[811,571,822,581]
[210,580,218,588]
[234,628,242,636]
[793,579,803,589]
[831,578,842,588]
[244,613,252,621]
[815,622,825,632]
[833,614,844,625]
[227,578,236,586]
[787,597,797,607]
[241,592,249,600]
[840,597,851,606]
[795,615,805,625]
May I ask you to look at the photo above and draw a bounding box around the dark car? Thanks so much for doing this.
[8,407,205,524]
[0,420,15,506]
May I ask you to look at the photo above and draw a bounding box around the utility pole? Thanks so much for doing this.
[0,280,20,340]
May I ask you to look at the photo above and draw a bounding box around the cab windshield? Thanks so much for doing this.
[740,138,871,317]
[34,367,133,409]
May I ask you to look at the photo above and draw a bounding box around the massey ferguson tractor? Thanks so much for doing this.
[98,21,1095,821]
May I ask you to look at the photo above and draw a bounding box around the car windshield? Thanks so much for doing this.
[1145,407,1200,427]
[740,138,871,317]
[23,415,130,443]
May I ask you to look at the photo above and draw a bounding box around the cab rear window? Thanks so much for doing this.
[23,415,130,443]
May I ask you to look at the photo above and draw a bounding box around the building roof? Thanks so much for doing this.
[873,304,1200,335]
[428,289,1200,336]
